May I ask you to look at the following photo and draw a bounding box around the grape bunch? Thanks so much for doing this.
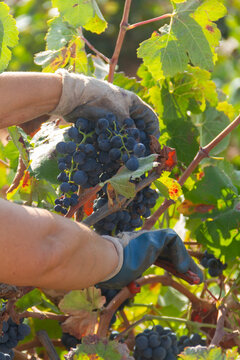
[61,332,81,351]
[93,185,158,235]
[54,113,151,216]
[133,325,178,360]
[98,287,131,326]
[0,317,31,359]
[200,251,227,277]
[177,333,206,354]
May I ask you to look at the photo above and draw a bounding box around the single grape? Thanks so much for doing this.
[125,156,139,171]
[72,171,88,186]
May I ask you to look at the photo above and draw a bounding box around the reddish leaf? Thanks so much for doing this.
[84,193,97,216]
[61,311,98,339]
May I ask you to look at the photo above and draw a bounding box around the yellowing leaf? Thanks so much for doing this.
[59,287,105,314]
[158,171,182,201]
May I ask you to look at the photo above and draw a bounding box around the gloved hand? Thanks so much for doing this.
[49,69,160,138]
[97,229,203,289]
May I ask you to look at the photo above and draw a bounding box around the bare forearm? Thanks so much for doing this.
[0,199,118,290]
[0,72,62,129]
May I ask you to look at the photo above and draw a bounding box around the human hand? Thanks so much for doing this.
[97,229,203,289]
[49,69,160,138]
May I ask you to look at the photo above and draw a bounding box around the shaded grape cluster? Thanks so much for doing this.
[93,185,158,235]
[54,113,151,215]
[0,317,31,359]
[61,332,81,351]
[133,326,178,360]
[200,251,227,277]
[177,333,206,354]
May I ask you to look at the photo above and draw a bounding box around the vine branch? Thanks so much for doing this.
[143,112,240,229]
[127,13,172,30]
[81,34,110,64]
[108,0,132,83]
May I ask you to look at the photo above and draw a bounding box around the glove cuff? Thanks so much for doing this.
[100,236,124,282]
[48,69,86,117]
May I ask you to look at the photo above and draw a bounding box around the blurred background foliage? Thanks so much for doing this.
[4,0,240,167]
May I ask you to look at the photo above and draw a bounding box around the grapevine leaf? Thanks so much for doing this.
[76,336,122,360]
[179,346,224,359]
[154,180,170,199]
[137,32,188,80]
[52,0,94,28]
[29,122,69,184]
[68,36,89,75]
[197,106,230,155]
[61,312,98,339]
[137,0,224,80]
[7,126,29,167]
[113,72,146,99]
[59,287,105,314]
[34,49,63,66]
[193,0,227,61]
[83,0,107,34]
[107,154,158,198]
[16,289,43,311]
[0,2,18,72]
[161,83,199,164]
[195,205,240,261]
[172,66,218,113]
[46,16,76,50]
[91,56,109,80]
[185,166,238,205]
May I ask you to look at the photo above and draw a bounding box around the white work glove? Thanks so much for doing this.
[50,69,160,138]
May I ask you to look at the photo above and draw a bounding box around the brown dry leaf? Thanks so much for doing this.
[61,310,98,339]
[149,135,161,154]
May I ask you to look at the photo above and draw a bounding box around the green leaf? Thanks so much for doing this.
[171,66,218,113]
[154,180,170,199]
[137,32,188,80]
[179,346,224,360]
[107,154,158,198]
[113,72,146,99]
[16,289,43,311]
[0,2,18,72]
[83,0,107,34]
[137,0,225,80]
[76,336,121,360]
[46,16,76,50]
[197,106,230,155]
[68,36,89,75]
[34,49,62,66]
[52,0,94,28]
[172,2,214,71]
[59,287,105,314]
[7,126,29,167]
[29,122,69,184]
[195,206,240,261]
[186,166,238,205]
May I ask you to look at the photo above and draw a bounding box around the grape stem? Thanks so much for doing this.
[83,171,160,226]
[80,34,110,64]
[143,112,240,230]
